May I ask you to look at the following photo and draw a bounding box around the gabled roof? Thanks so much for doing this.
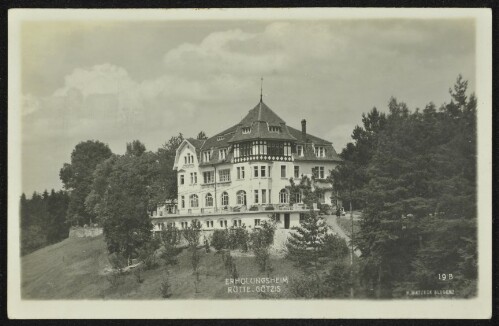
[199,125,238,152]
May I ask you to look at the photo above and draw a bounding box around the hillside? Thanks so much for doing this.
[21,235,301,299]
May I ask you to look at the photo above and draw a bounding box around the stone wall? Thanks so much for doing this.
[69,226,103,238]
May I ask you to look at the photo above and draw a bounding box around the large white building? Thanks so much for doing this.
[151,98,342,231]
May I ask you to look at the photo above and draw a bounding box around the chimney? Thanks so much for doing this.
[301,119,307,141]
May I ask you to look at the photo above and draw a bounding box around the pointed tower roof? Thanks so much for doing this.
[228,100,296,143]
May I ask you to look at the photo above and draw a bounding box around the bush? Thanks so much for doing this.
[133,265,144,283]
[320,204,332,215]
[212,229,228,252]
[323,233,349,260]
[250,220,276,274]
[249,205,259,211]
[137,237,160,270]
[108,252,128,271]
[228,226,249,252]
[107,252,128,288]
[161,224,182,266]
[323,261,353,298]
[265,205,275,211]
[223,251,238,279]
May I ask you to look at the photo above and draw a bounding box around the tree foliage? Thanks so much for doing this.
[251,220,276,274]
[333,75,477,298]
[160,224,182,266]
[87,141,157,261]
[20,190,70,255]
[60,140,112,226]
[151,133,184,205]
[183,220,203,293]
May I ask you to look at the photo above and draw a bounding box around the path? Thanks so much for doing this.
[325,215,361,257]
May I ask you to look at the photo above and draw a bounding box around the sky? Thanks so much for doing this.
[20,18,476,195]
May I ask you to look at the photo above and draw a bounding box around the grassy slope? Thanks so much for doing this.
[21,235,301,299]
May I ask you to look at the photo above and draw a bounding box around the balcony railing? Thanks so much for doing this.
[150,203,318,218]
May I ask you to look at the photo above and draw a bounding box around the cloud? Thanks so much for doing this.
[20,19,475,194]
[22,94,40,116]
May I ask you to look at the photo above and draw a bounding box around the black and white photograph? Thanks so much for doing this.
[7,8,492,319]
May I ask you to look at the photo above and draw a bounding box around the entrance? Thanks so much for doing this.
[284,213,290,229]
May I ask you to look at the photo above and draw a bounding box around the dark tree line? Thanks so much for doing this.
[20,190,70,255]
[331,75,477,298]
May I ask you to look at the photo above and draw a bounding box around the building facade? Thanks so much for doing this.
[151,98,342,231]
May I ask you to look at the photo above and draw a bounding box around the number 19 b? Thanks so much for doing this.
[438,273,453,281]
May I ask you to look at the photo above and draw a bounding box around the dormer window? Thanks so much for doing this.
[217,135,224,141]
[219,148,227,160]
[315,146,325,158]
[269,126,281,133]
[297,145,304,157]
[203,151,211,162]
[242,127,251,134]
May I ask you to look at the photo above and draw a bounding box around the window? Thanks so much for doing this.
[257,141,267,155]
[221,192,229,206]
[254,219,261,226]
[261,189,267,204]
[180,174,185,185]
[219,169,231,182]
[269,126,281,133]
[294,166,300,178]
[261,166,266,177]
[185,153,194,164]
[205,193,213,207]
[284,142,292,156]
[184,156,187,164]
[181,196,185,208]
[254,190,259,204]
[297,145,304,157]
[237,190,247,205]
[299,213,306,222]
[279,189,289,204]
[233,219,242,227]
[237,167,245,179]
[190,172,197,184]
[240,142,252,157]
[190,194,199,208]
[219,148,227,160]
[206,220,214,228]
[268,141,284,156]
[217,135,224,141]
[242,127,251,134]
[253,166,259,178]
[269,189,272,204]
[220,220,228,228]
[234,144,240,158]
[203,151,211,162]
[315,146,325,158]
[318,192,326,203]
[294,191,302,203]
[281,165,286,178]
[181,221,188,229]
[203,171,214,184]
[275,213,280,222]
[314,166,325,179]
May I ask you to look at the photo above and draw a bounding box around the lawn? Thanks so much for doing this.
[21,235,302,299]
